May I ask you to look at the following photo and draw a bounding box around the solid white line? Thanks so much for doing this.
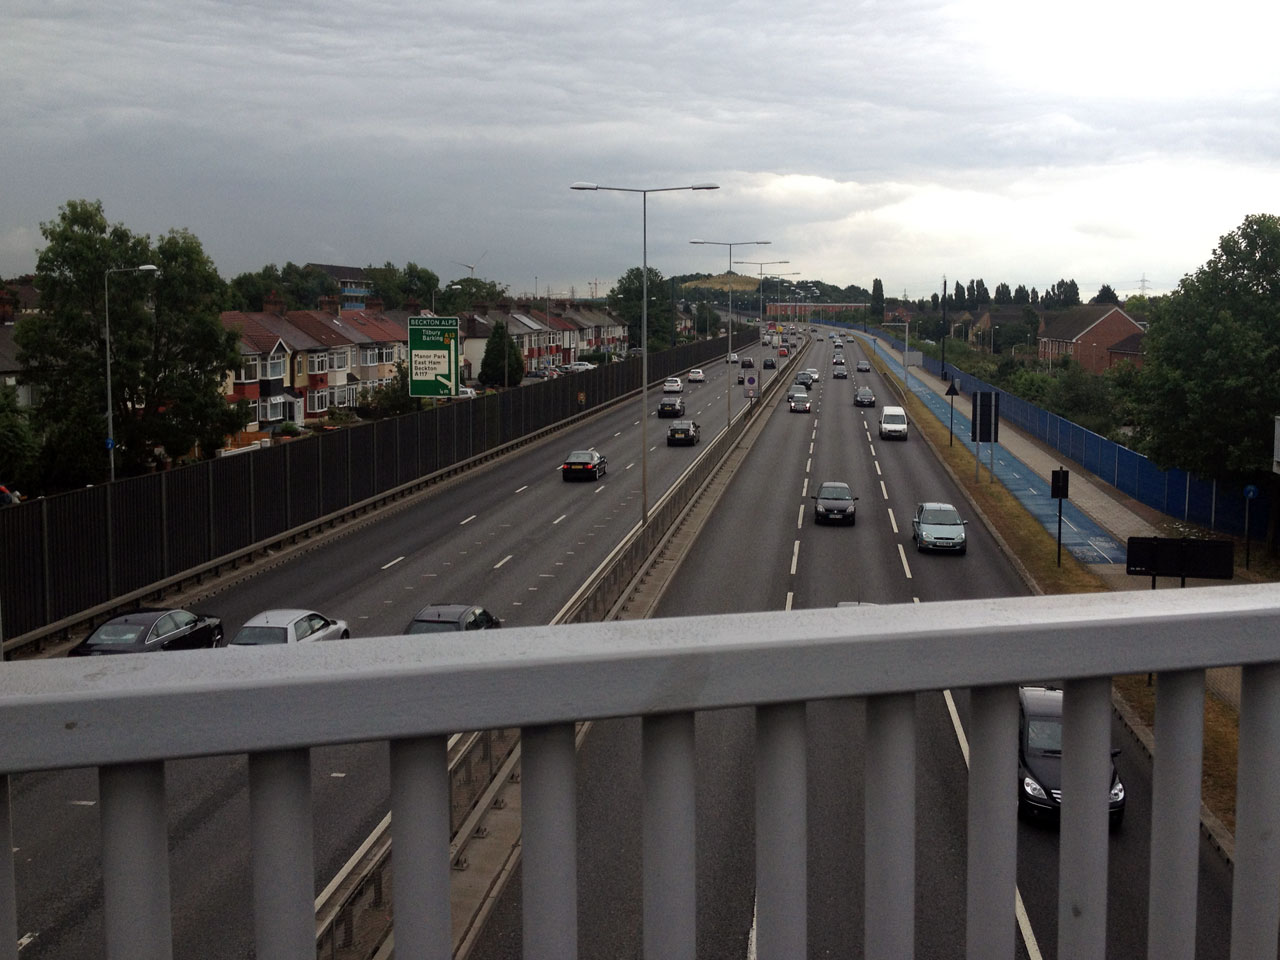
[797,504,805,529]
[381,556,404,570]
[880,480,888,500]
[942,689,1045,960]
[790,540,800,575]
[553,514,566,524]
[460,515,477,525]
[493,555,512,569]
[514,485,528,494]
[897,544,912,579]
[888,508,898,533]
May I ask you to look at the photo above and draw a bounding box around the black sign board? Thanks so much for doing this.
[1051,469,1069,500]
[1125,537,1234,580]
[970,391,1000,443]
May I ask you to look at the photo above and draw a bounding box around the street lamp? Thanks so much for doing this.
[103,264,159,482]
[690,238,770,427]
[764,273,800,337]
[431,283,462,315]
[572,180,719,525]
[733,260,789,332]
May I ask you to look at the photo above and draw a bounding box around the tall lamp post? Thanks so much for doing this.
[104,264,159,482]
[689,238,770,428]
[733,259,790,332]
[572,180,719,526]
[765,272,800,335]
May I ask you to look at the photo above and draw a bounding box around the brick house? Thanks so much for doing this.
[1039,305,1145,373]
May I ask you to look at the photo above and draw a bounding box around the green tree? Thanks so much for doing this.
[363,361,421,416]
[1013,284,1030,305]
[870,278,885,321]
[279,262,339,309]
[478,320,524,388]
[1094,283,1120,305]
[17,200,246,488]
[993,282,1013,305]
[225,264,282,311]
[694,301,721,338]
[0,384,37,487]
[607,267,676,349]
[439,276,507,315]
[1134,213,1280,484]
[954,280,966,310]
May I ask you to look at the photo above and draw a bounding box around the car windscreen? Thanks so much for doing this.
[818,485,852,500]
[405,620,461,634]
[883,414,906,424]
[564,452,594,463]
[87,623,147,644]
[921,508,960,524]
[1027,717,1062,753]
[231,626,289,645]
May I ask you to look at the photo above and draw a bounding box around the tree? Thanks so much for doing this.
[1029,287,1039,305]
[1093,284,1121,305]
[363,360,421,416]
[1013,284,1030,305]
[607,267,676,350]
[993,283,1013,305]
[363,261,441,311]
[1134,213,1280,484]
[870,278,885,321]
[0,384,36,487]
[930,292,940,312]
[694,301,721,337]
[478,320,524,388]
[966,279,977,308]
[16,200,246,488]
[954,281,966,310]
[440,276,506,315]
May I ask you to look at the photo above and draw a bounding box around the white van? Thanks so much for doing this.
[878,405,908,440]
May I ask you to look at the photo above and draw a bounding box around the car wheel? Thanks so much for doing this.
[1109,809,1124,831]
[851,512,856,526]
[958,545,967,556]
[341,630,350,639]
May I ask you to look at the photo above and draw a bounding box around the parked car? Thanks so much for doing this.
[230,609,349,646]
[69,608,224,656]
[856,359,871,372]
[763,357,776,369]
[1018,685,1126,827]
[740,356,755,369]
[789,392,812,413]
[405,603,502,633]
[854,385,877,407]
[658,396,685,417]
[812,481,858,524]
[688,368,706,382]
[666,419,701,446]
[663,377,684,393]
[565,361,596,372]
[561,449,607,480]
[911,502,968,554]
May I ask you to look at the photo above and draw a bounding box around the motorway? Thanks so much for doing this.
[11,329,1240,959]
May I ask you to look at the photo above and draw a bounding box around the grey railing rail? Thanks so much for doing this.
[4,584,1280,960]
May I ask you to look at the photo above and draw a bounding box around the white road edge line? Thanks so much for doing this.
[514,486,528,494]
[942,689,1045,960]
[381,556,404,570]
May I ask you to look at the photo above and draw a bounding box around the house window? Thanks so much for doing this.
[266,396,286,421]
[307,389,330,414]
[267,350,286,379]
[379,345,394,363]
[361,346,379,366]
[330,349,348,370]
[308,352,328,374]
[295,355,304,376]
[238,357,259,382]
[336,385,351,407]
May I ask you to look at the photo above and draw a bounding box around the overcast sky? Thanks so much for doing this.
[5,0,1277,302]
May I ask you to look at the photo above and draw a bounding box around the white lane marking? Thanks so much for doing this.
[888,509,898,533]
[627,462,635,470]
[790,540,800,575]
[797,504,805,529]
[869,443,876,457]
[515,485,528,494]
[381,556,404,570]
[493,555,513,569]
[801,478,809,497]
[614,431,623,437]
[785,592,793,611]
[809,442,815,455]
[69,800,96,807]
[805,458,812,473]
[330,772,346,778]
[553,514,567,524]
[942,689,1045,960]
[460,515,477,525]
[18,932,36,949]
[897,544,913,579]
[811,429,817,440]
[875,462,882,476]
[880,480,889,499]
[595,485,605,493]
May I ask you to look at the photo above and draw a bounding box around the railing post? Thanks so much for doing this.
[755,701,806,959]
[643,712,696,960]
[1231,662,1280,959]
[100,761,172,960]
[0,777,16,960]
[865,693,915,960]
[389,736,450,960]
[249,749,314,960]
[522,723,577,960]
[1058,676,1111,959]
[966,684,1018,960]
[1148,669,1204,960]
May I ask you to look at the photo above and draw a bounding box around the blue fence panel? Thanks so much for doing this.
[1163,469,1189,518]
[1135,457,1172,516]
[1186,475,1219,531]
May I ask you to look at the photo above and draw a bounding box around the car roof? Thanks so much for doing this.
[241,609,316,626]
[1019,685,1064,716]
[105,609,172,626]
[670,419,696,428]
[817,481,851,491]
[565,449,596,458]
[919,501,957,511]
[411,603,476,621]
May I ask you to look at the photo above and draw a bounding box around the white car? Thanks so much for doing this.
[805,367,820,383]
[688,369,706,382]
[728,353,739,364]
[230,609,350,646]
[663,377,683,393]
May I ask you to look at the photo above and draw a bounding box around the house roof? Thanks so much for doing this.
[284,310,365,348]
[1040,305,1139,343]
[244,312,325,352]
[1109,332,1145,354]
[340,309,408,343]
[221,312,289,356]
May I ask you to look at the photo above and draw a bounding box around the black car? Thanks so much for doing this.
[812,481,858,524]
[405,603,502,633]
[762,357,776,369]
[854,386,876,407]
[794,372,814,388]
[561,449,607,480]
[832,367,849,379]
[69,608,224,655]
[667,419,701,446]
[740,356,755,369]
[737,371,746,384]
[1018,685,1126,827]
[658,396,685,417]
[856,359,872,372]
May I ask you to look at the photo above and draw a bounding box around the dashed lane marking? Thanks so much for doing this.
[897,544,912,579]
[381,556,404,570]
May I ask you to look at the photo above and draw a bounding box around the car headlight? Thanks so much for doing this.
[1110,780,1125,803]
[1022,776,1048,800]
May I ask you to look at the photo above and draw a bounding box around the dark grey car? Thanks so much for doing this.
[812,481,858,524]
[405,604,502,633]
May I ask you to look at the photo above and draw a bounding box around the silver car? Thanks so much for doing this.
[911,502,968,555]
[230,609,350,645]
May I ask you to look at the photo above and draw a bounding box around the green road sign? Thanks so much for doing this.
[408,316,461,397]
